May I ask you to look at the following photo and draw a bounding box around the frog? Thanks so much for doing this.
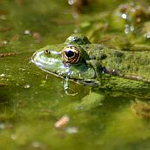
[31,34,150,97]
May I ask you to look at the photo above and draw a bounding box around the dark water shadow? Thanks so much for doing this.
[0,86,11,109]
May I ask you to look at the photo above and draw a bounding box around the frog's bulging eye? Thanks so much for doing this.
[62,46,80,64]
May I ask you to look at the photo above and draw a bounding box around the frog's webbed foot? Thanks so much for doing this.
[63,64,78,96]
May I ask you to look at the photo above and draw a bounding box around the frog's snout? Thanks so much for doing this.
[31,51,43,66]
[31,51,38,64]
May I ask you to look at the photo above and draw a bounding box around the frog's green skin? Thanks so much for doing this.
[32,34,150,96]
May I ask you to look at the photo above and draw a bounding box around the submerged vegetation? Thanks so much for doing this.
[0,0,150,150]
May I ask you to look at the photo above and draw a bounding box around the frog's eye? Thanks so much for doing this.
[62,46,80,64]
[44,49,51,54]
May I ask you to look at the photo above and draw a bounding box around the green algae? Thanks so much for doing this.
[0,0,150,150]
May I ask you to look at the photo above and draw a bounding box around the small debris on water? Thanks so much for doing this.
[24,29,31,35]
[0,15,7,20]
[0,123,13,130]
[0,123,5,129]
[32,141,42,148]
[0,52,16,57]
[33,32,41,43]
[54,115,70,129]
[68,0,74,5]
[24,84,31,89]
[11,134,17,140]
[65,127,78,134]
[41,109,51,113]
[0,74,5,77]
[40,80,46,87]
[0,40,8,47]
[3,40,8,45]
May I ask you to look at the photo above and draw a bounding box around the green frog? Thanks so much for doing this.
[32,34,150,97]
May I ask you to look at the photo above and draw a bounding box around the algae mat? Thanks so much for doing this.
[0,0,150,150]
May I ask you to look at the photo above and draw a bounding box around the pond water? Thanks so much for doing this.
[1,0,150,150]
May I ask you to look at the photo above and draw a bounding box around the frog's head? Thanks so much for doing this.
[32,34,101,86]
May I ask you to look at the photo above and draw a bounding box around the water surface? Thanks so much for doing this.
[0,1,150,150]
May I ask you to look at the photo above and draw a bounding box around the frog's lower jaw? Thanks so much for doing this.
[33,60,100,88]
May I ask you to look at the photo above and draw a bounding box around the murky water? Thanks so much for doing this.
[0,0,150,150]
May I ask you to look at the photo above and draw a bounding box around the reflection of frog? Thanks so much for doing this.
[32,34,150,97]
[81,2,150,50]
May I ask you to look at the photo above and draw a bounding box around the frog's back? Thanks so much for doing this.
[82,43,150,83]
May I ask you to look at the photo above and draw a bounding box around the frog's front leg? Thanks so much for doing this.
[63,76,78,96]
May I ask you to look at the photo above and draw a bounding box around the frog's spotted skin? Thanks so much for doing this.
[32,34,150,96]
